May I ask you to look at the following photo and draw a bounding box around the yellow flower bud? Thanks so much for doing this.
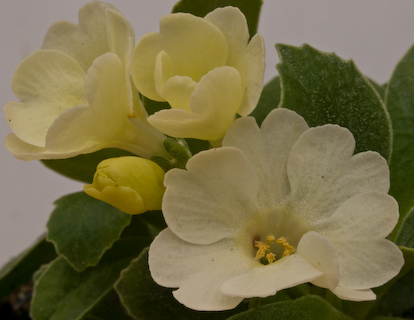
[84,157,165,215]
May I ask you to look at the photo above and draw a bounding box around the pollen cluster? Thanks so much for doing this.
[254,235,295,264]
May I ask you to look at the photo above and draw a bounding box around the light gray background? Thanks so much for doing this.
[1,0,414,266]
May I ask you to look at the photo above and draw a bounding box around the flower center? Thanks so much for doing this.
[235,205,311,267]
[253,235,295,265]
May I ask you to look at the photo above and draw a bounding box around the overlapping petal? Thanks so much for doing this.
[223,108,309,209]
[163,147,258,245]
[287,125,390,224]
[149,229,248,311]
[132,6,265,141]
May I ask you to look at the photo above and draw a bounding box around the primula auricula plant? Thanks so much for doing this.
[2,1,414,320]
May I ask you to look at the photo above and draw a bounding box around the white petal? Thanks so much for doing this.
[288,125,390,223]
[159,75,196,112]
[205,7,265,116]
[149,229,248,311]
[315,193,403,289]
[4,50,86,147]
[148,66,242,140]
[220,254,322,298]
[223,109,309,209]
[296,231,340,290]
[331,286,376,301]
[163,147,258,244]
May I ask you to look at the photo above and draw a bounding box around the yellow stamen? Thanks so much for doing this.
[254,240,270,260]
[266,252,276,264]
[276,236,295,257]
[267,235,275,244]
[128,110,138,118]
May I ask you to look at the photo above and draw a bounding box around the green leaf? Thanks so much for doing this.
[371,317,408,320]
[42,148,133,184]
[81,290,135,320]
[375,268,414,317]
[385,44,414,238]
[227,295,353,320]
[30,236,149,320]
[172,0,263,37]
[115,248,248,320]
[249,76,281,126]
[47,192,131,272]
[395,206,414,247]
[368,78,386,101]
[276,43,392,160]
[0,236,56,299]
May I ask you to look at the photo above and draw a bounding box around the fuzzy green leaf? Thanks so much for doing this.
[115,248,247,320]
[277,43,391,160]
[227,295,353,320]
[395,206,414,248]
[30,235,149,320]
[0,236,56,299]
[385,44,414,238]
[42,148,133,184]
[172,0,262,37]
[47,192,131,272]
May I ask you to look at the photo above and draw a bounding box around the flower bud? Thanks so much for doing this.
[84,156,165,215]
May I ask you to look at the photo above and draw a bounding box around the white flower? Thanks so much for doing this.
[4,1,168,160]
[148,108,404,311]
[131,6,265,142]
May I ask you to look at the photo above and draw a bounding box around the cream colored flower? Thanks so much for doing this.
[149,108,404,311]
[4,1,168,160]
[84,156,165,215]
[131,7,265,142]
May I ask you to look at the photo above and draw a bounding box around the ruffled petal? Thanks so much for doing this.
[149,229,248,311]
[331,286,376,301]
[296,231,340,290]
[148,66,242,140]
[4,50,86,147]
[163,147,258,245]
[288,125,390,223]
[205,7,265,115]
[220,254,322,298]
[316,193,403,289]
[223,108,309,209]
[42,1,134,72]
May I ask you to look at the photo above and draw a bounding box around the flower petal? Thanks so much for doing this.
[42,2,134,72]
[316,192,403,289]
[296,231,340,290]
[331,286,376,301]
[223,108,309,209]
[148,66,242,140]
[149,228,248,311]
[288,125,390,223]
[220,254,322,298]
[131,32,164,101]
[205,7,265,115]
[159,75,196,113]
[4,133,94,161]
[4,50,86,147]
[46,53,166,159]
[163,147,258,244]
[158,12,227,83]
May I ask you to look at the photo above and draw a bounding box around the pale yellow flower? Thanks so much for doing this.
[84,156,165,215]
[131,7,265,142]
[4,1,168,160]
